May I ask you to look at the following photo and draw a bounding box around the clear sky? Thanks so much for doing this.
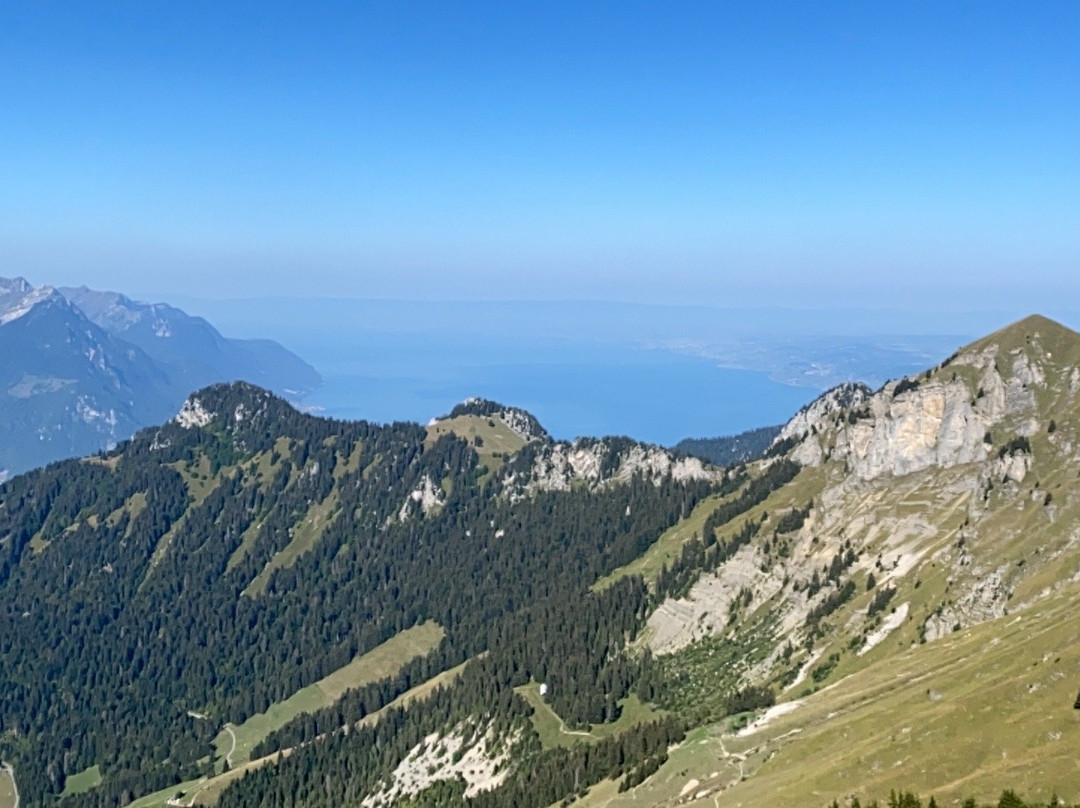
[1,1,1077,308]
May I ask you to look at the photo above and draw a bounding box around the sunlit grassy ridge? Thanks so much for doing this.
[211,621,444,766]
[515,682,664,749]
[0,766,16,808]
[426,413,527,474]
[566,316,1080,807]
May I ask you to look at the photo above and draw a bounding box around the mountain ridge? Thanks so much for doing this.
[0,277,321,478]
[608,312,1080,805]
[1,314,1079,808]
[673,425,783,467]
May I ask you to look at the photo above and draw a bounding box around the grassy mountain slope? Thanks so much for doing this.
[583,314,1080,806]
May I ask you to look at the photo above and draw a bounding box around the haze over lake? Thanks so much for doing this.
[176,297,1000,444]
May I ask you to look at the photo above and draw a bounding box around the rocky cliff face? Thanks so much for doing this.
[646,315,1080,681]
[506,438,721,497]
[838,378,991,479]
[773,382,871,467]
[773,316,1067,482]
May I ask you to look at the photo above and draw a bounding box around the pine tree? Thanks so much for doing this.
[997,790,1026,808]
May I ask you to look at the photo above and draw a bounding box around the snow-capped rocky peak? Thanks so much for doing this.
[0,282,65,326]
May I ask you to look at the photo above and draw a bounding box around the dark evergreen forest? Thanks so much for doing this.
[0,382,784,807]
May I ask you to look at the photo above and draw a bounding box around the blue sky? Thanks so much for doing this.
[1,1,1077,308]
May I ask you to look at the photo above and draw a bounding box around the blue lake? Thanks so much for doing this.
[179,297,853,444]
[295,337,814,445]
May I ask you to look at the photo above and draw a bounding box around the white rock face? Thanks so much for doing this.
[74,396,118,429]
[361,724,513,806]
[0,284,59,325]
[776,382,871,445]
[923,566,1011,642]
[398,475,445,521]
[519,441,719,494]
[839,379,990,479]
[0,276,33,298]
[175,397,215,429]
[774,383,872,467]
[500,407,545,441]
[646,543,783,653]
[986,451,1031,485]
[858,601,909,656]
[780,340,1046,482]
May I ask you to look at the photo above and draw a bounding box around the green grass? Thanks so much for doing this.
[570,588,1080,808]
[226,440,302,572]
[515,682,664,750]
[59,764,102,797]
[156,654,470,808]
[593,496,732,592]
[125,777,206,808]
[595,465,829,594]
[225,513,264,572]
[232,441,361,583]
[426,414,527,474]
[515,683,570,747]
[243,490,341,596]
[27,531,50,555]
[212,621,444,765]
[173,455,222,508]
[0,766,16,808]
[144,457,228,574]
[104,491,147,530]
[355,658,471,730]
[545,724,745,808]
[333,441,366,480]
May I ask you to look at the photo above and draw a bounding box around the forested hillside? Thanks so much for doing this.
[674,424,781,467]
[4,315,1080,808]
[0,385,733,807]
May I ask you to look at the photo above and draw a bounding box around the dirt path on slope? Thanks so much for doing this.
[222,726,237,769]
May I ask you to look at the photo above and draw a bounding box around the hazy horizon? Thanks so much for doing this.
[3,3,1077,311]
[4,2,1077,442]
[14,270,1080,442]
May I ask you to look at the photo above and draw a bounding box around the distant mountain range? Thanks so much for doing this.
[0,277,320,478]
